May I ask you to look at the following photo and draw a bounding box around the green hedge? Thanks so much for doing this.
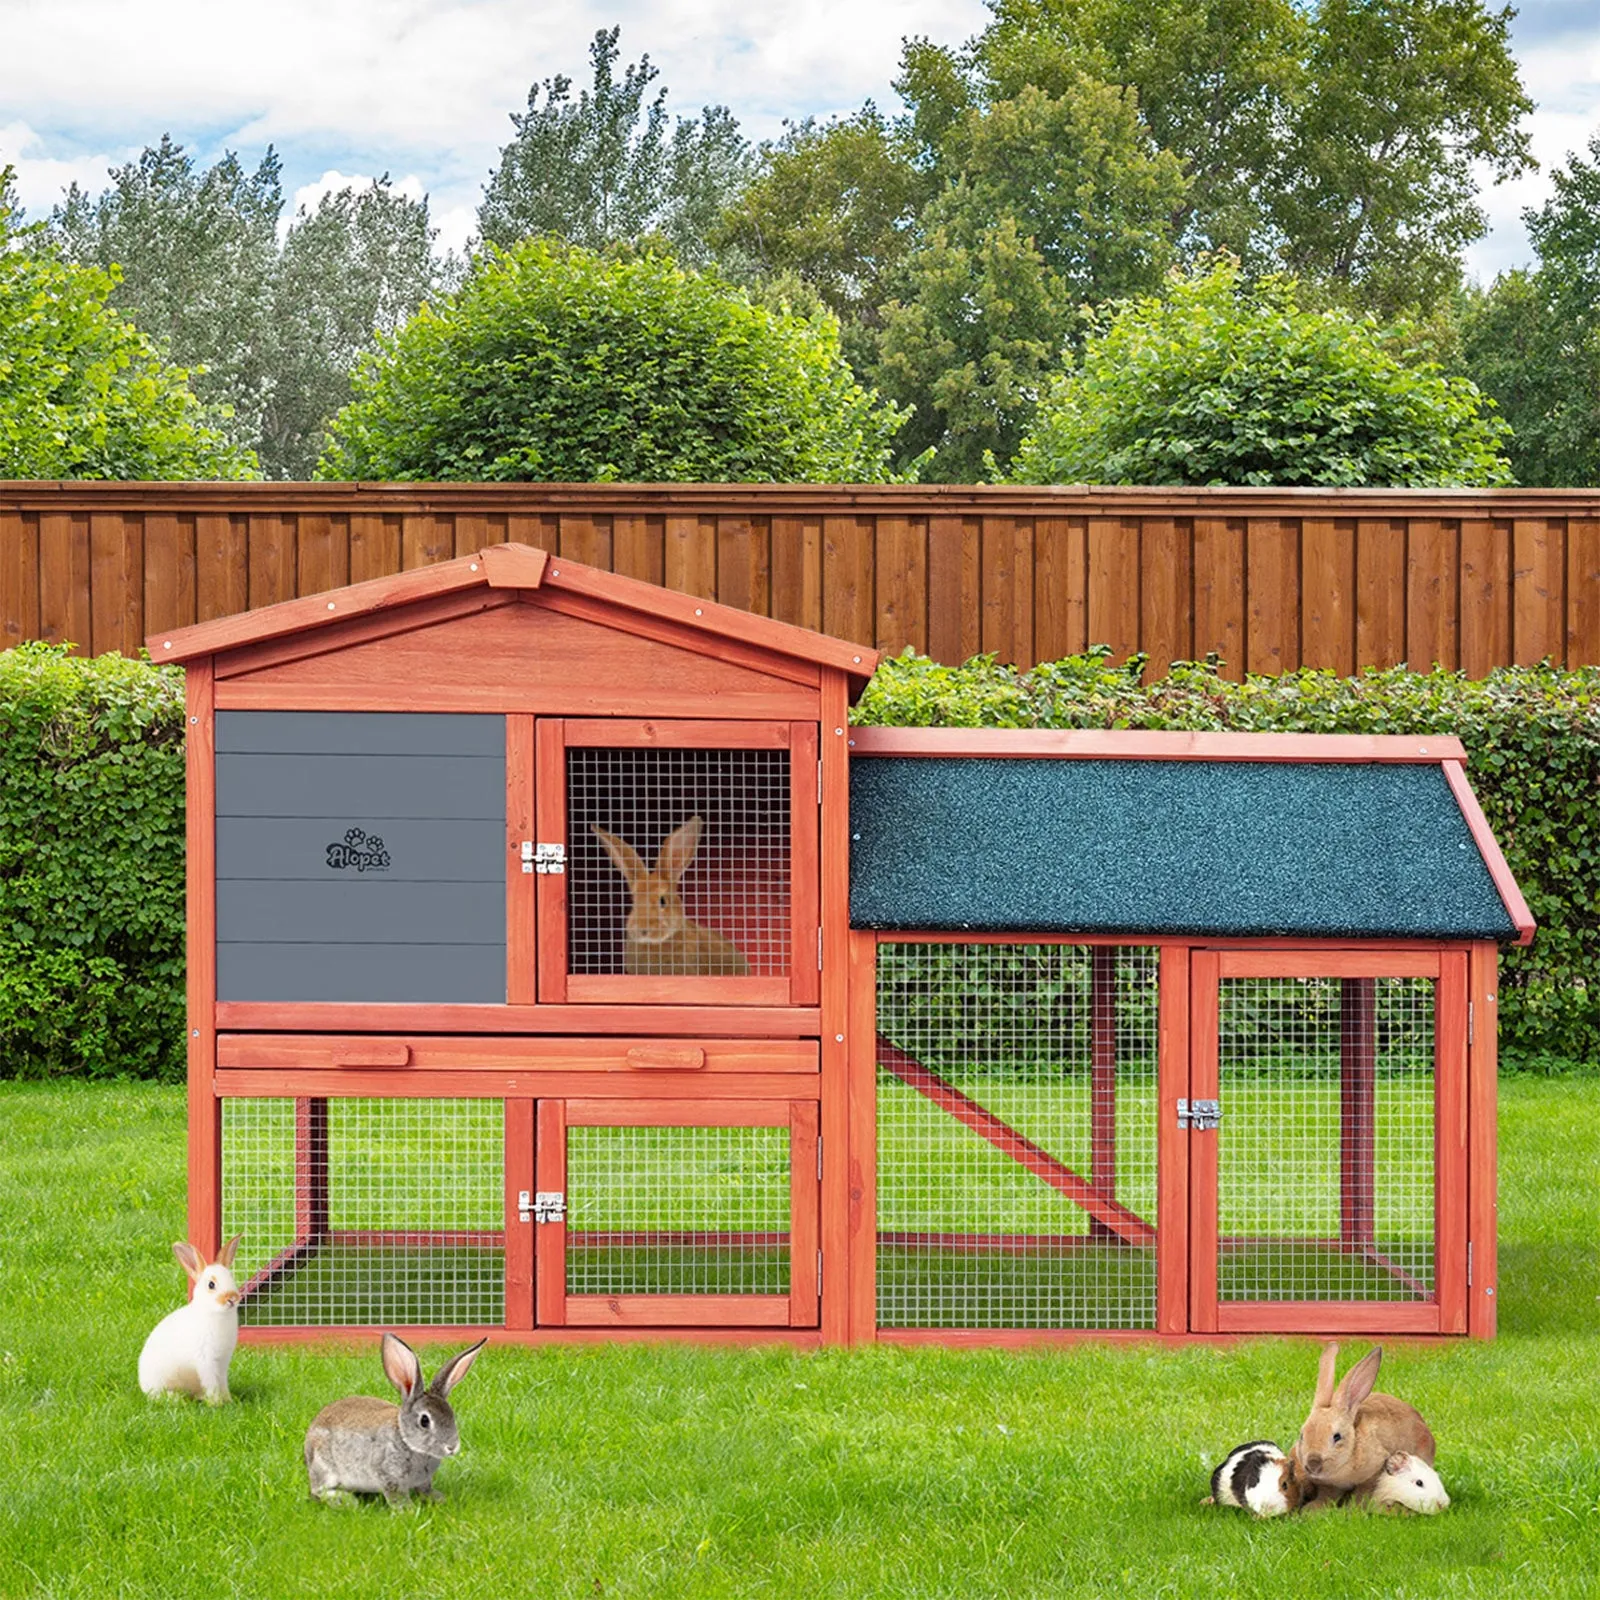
[1,644,1594,1077]
[856,649,1600,1071]
[0,645,186,1079]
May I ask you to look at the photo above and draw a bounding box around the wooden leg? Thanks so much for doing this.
[293,1098,330,1244]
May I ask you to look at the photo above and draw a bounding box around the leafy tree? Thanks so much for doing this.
[478,26,752,267]
[1270,0,1533,314]
[1004,257,1511,486]
[0,175,257,480]
[317,239,913,483]
[876,71,1186,478]
[714,108,928,364]
[49,138,440,477]
[1460,134,1600,486]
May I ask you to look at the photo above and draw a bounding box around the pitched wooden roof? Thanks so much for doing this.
[147,543,878,685]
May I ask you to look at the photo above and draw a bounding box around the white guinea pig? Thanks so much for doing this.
[1366,1450,1450,1513]
[137,1236,242,1404]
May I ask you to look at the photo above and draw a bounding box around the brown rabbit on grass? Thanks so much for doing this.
[1293,1343,1436,1494]
[592,816,750,976]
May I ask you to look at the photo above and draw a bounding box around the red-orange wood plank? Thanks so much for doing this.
[1467,942,1498,1339]
[848,930,878,1344]
[186,660,220,1259]
[213,1002,824,1037]
[874,515,927,656]
[1458,519,1510,677]
[819,671,853,1346]
[1215,1302,1442,1335]
[0,511,39,647]
[1140,516,1192,679]
[717,515,770,619]
[1192,516,1245,678]
[217,1036,818,1072]
[1033,515,1087,665]
[561,718,792,749]
[535,1099,566,1326]
[505,511,558,553]
[196,513,248,624]
[506,715,537,1006]
[90,512,143,657]
[1406,518,1459,671]
[143,512,196,639]
[665,514,717,599]
[1565,517,1600,666]
[1355,519,1407,668]
[789,1099,821,1327]
[535,717,568,1004]
[1087,516,1140,665]
[1187,951,1221,1333]
[565,1295,792,1327]
[612,514,664,587]
[1156,946,1190,1335]
[789,722,821,1007]
[1512,518,1564,665]
[1435,952,1469,1334]
[453,512,501,559]
[770,515,822,634]
[926,514,980,666]
[1216,950,1441,980]
[248,514,296,610]
[1300,517,1355,674]
[822,515,873,652]
[504,1099,535,1329]
[1245,518,1298,675]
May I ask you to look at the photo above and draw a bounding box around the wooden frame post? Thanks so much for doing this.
[1339,977,1377,1251]
[1468,942,1499,1338]
[1089,946,1118,1241]
[184,659,220,1261]
[292,1098,330,1245]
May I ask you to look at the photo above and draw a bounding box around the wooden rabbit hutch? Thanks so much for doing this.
[153,544,1531,1346]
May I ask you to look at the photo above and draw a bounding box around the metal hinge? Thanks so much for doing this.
[1469,1002,1475,1047]
[818,1249,823,1294]
[1177,1098,1222,1131]
[817,927,823,970]
[518,1189,566,1223]
[817,1135,824,1182]
[818,759,824,805]
[1467,1240,1473,1286]
[522,842,565,875]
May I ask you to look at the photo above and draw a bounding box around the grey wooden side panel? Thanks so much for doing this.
[216,711,504,757]
[216,819,504,883]
[217,880,505,945]
[213,711,508,1004]
[216,943,504,1005]
[216,753,504,820]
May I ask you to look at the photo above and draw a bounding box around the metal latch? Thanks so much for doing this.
[533,1190,566,1223]
[521,842,565,875]
[1177,1098,1222,1131]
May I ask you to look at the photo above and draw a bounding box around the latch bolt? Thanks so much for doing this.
[1177,1098,1222,1131]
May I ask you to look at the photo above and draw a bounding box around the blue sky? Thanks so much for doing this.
[1,0,1596,281]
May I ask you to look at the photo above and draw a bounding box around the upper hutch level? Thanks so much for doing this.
[150,544,876,1033]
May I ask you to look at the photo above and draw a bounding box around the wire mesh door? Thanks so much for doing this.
[1189,951,1468,1335]
[875,942,1164,1332]
[534,1099,820,1328]
[223,1095,507,1328]
[535,720,818,1006]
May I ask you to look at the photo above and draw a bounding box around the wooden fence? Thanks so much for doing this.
[3,482,1598,676]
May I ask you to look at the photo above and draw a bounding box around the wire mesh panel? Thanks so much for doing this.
[876,943,1160,1329]
[566,746,791,978]
[565,1124,791,1297]
[1216,977,1436,1303]
[224,1098,505,1327]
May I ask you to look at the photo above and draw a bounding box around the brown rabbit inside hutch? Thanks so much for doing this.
[572,744,790,978]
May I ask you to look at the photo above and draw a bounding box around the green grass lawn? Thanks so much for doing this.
[2,1079,1597,1599]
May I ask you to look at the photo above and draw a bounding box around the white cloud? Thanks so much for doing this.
[0,121,135,219]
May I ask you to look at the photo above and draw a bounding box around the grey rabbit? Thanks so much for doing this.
[304,1332,485,1505]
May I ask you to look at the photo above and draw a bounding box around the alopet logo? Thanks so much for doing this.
[326,827,391,872]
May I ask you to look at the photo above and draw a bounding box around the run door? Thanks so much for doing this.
[1188,952,1468,1335]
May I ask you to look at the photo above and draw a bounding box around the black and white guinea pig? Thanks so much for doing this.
[1205,1441,1315,1517]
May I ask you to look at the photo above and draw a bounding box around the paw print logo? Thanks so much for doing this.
[345,828,368,847]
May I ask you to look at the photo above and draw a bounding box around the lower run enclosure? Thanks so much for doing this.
[152,547,1531,1347]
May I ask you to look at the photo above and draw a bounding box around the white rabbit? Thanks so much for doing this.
[137,1235,242,1404]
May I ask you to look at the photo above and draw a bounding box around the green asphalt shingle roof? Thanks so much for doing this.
[848,757,1518,941]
